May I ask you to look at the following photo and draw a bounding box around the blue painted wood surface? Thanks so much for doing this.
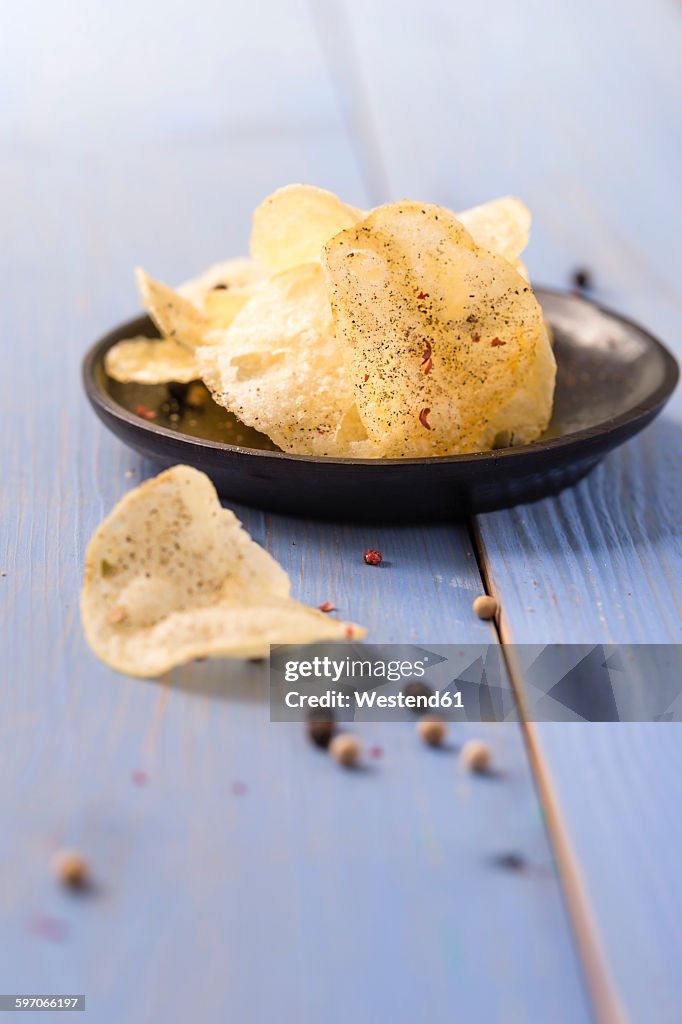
[0,153,589,1022]
[1,0,680,1021]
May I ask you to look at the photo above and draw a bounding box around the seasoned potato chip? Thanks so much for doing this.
[322,201,556,457]
[250,184,363,275]
[197,262,379,456]
[137,268,210,349]
[104,336,199,384]
[81,466,365,677]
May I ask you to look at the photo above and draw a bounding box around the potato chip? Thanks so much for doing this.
[81,465,365,677]
[178,257,265,307]
[250,184,363,275]
[456,197,531,265]
[104,336,199,384]
[321,201,556,457]
[179,257,266,329]
[136,268,210,349]
[197,262,380,456]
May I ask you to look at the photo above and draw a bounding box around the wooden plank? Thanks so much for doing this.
[335,0,682,1019]
[0,6,590,1019]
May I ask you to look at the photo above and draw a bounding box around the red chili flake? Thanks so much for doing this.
[316,427,329,435]
[364,374,369,382]
[422,343,431,363]
[230,781,247,796]
[423,357,433,375]
[369,745,384,759]
[418,407,432,430]
[131,770,148,786]
[319,601,336,613]
[363,549,382,566]
[28,914,68,942]
[135,404,157,420]
[490,337,506,347]
[417,291,427,300]
[345,626,354,638]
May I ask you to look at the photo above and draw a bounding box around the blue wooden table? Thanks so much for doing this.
[1,2,680,1021]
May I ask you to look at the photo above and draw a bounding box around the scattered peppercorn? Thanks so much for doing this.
[363,549,382,566]
[329,733,361,767]
[318,600,336,613]
[417,717,447,747]
[473,595,498,620]
[402,679,434,714]
[51,850,90,890]
[571,267,593,291]
[185,382,210,409]
[307,715,336,749]
[134,404,157,421]
[460,739,492,773]
[492,852,527,872]
[167,382,189,403]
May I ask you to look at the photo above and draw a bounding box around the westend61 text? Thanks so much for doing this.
[284,689,464,710]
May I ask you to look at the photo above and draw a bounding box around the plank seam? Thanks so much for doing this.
[468,515,629,1024]
[306,0,391,205]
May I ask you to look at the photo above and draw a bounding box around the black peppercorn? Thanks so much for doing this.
[571,267,593,291]
[402,679,434,714]
[492,852,527,872]
[306,711,336,749]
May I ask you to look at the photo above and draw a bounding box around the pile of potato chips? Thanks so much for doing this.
[106,185,556,458]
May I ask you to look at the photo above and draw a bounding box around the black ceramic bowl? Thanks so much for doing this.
[83,288,678,522]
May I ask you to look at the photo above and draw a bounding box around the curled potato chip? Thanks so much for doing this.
[198,262,379,456]
[179,257,266,329]
[456,197,531,265]
[322,201,556,457]
[250,184,363,275]
[104,336,199,384]
[137,268,210,349]
[81,465,365,677]
[178,257,264,306]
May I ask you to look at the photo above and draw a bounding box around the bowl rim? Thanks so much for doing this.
[82,285,679,468]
